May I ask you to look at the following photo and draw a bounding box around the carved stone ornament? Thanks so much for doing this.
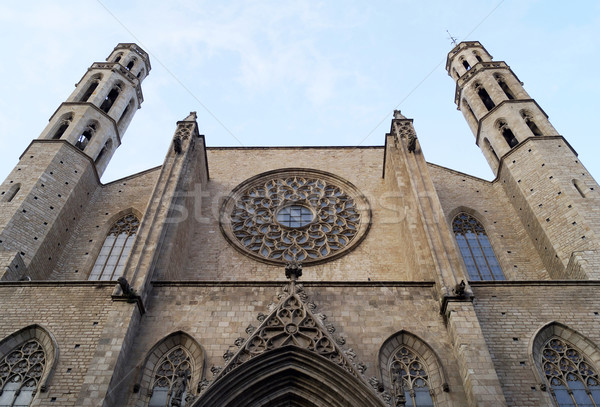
[220,169,371,265]
[212,285,364,385]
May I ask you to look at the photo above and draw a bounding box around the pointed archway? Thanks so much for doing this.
[193,345,385,407]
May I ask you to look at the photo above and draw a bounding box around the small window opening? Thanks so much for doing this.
[118,99,134,126]
[80,80,100,102]
[476,84,495,111]
[473,51,483,63]
[461,58,471,70]
[499,121,518,148]
[100,85,121,113]
[126,58,136,71]
[495,75,515,100]
[521,111,543,136]
[452,67,460,79]
[2,183,21,202]
[76,123,97,151]
[137,68,145,79]
[573,179,587,198]
[462,99,477,126]
[114,53,122,63]
[95,139,112,165]
[53,114,73,139]
[484,138,500,163]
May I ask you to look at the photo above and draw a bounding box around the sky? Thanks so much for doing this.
[0,1,598,184]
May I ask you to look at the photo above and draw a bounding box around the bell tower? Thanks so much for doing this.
[0,43,150,280]
[447,41,600,279]
[38,43,150,175]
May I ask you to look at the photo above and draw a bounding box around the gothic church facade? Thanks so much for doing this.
[0,41,599,407]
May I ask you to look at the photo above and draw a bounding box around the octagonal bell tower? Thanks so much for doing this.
[447,41,600,279]
[38,43,151,176]
[0,44,150,280]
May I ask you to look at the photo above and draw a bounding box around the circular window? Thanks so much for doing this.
[276,205,314,228]
[220,169,371,265]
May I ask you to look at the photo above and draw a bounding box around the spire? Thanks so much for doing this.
[393,110,407,120]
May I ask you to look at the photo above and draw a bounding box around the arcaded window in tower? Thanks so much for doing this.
[452,213,504,281]
[79,75,102,102]
[126,58,136,71]
[95,139,113,165]
[89,214,139,281]
[100,84,122,114]
[498,121,518,148]
[148,346,192,407]
[541,337,600,406]
[52,114,73,139]
[113,53,123,63]
[462,99,477,126]
[484,138,500,164]
[389,346,435,406]
[520,110,543,136]
[460,57,470,70]
[475,83,495,111]
[75,122,97,151]
[0,339,46,407]
[495,75,515,100]
[473,51,483,63]
[118,99,135,126]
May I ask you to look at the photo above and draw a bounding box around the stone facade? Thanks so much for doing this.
[0,41,598,407]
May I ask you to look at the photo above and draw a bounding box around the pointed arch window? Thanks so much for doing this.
[495,75,515,100]
[390,346,435,406]
[542,337,600,406]
[0,339,46,407]
[475,84,495,111]
[89,214,139,280]
[100,84,122,114]
[148,346,192,407]
[452,213,504,280]
[75,122,97,151]
[79,75,102,102]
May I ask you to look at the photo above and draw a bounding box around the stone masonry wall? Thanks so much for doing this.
[178,147,435,282]
[0,283,115,406]
[428,163,547,280]
[51,168,159,280]
[472,282,600,406]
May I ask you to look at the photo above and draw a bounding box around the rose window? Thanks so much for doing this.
[220,169,371,265]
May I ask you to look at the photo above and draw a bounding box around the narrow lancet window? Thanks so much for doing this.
[521,111,543,136]
[118,99,134,126]
[473,51,483,63]
[498,121,518,148]
[453,213,504,281]
[75,123,96,151]
[541,337,600,406]
[484,138,499,164]
[126,59,136,71]
[114,53,122,63]
[461,58,471,70]
[80,79,100,102]
[52,114,73,140]
[462,99,477,126]
[95,139,112,166]
[89,214,139,280]
[0,339,46,407]
[476,84,495,111]
[100,84,121,114]
[495,75,515,100]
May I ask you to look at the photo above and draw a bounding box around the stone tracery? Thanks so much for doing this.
[221,170,370,265]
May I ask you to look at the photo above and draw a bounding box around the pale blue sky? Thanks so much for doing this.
[0,1,598,183]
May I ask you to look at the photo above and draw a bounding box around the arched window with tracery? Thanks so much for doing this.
[390,346,435,406]
[452,213,504,280]
[542,337,600,406]
[89,214,139,280]
[0,339,46,407]
[148,346,192,407]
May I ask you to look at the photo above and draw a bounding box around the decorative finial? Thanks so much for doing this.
[285,261,302,281]
[446,30,458,46]
[393,110,407,120]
